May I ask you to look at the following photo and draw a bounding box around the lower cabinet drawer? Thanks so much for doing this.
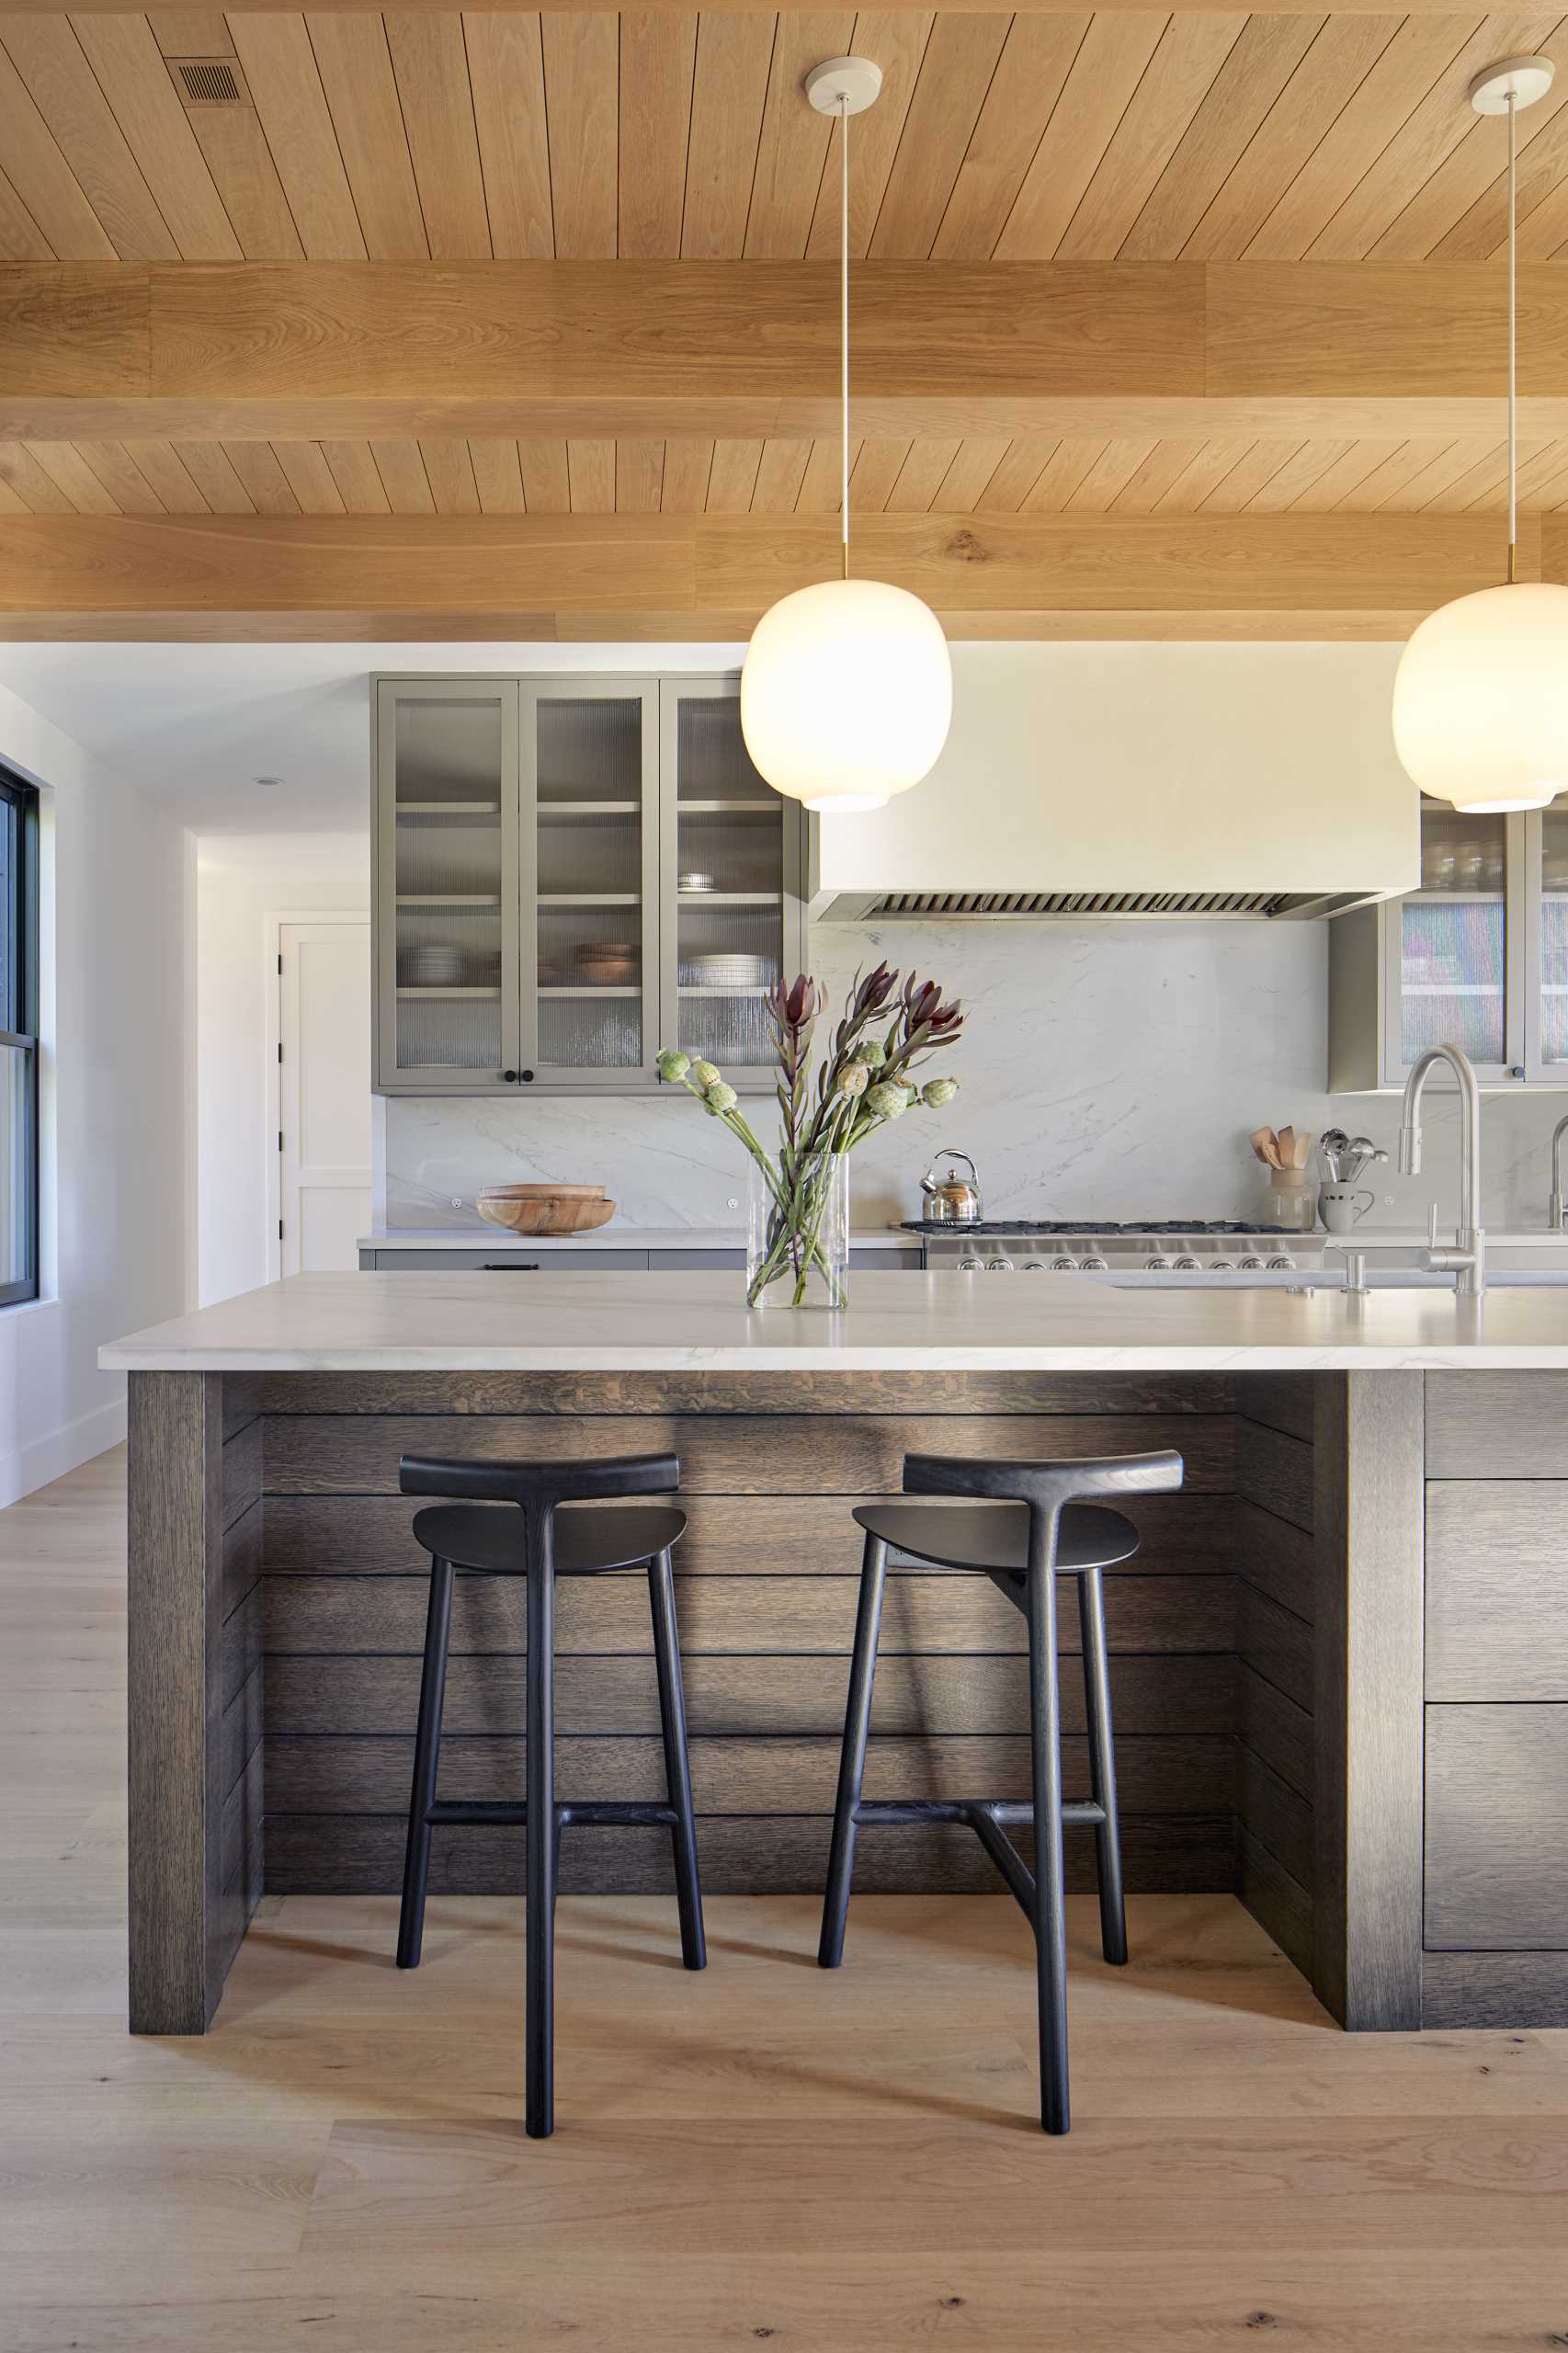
[1426,1704,1568,1949]
[369,1248,650,1270]
[1427,1483,1568,1699]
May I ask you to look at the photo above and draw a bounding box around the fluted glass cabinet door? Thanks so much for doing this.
[658,679,805,1086]
[376,682,520,1091]
[523,682,659,1087]
[1386,805,1519,1084]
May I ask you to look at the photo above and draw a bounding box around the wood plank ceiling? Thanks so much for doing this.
[5,8,1568,531]
[3,6,1562,635]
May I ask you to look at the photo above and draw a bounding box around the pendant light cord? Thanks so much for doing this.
[840,96,850,582]
[1508,85,1518,583]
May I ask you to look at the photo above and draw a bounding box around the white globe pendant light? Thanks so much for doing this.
[1392,56,1568,815]
[741,58,952,813]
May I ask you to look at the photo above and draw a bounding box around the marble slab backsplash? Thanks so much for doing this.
[384,917,1568,1234]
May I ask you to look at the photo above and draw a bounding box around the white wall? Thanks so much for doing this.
[195,834,369,1304]
[0,682,188,1504]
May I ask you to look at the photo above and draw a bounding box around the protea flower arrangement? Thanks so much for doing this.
[659,963,963,1308]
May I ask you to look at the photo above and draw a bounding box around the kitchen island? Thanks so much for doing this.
[102,1269,1568,2041]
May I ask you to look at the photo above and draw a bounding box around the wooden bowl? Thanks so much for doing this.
[478,1189,616,1236]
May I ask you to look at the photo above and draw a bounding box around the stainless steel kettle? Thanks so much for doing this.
[919,1148,983,1224]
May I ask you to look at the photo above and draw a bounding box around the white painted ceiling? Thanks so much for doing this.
[0,643,744,835]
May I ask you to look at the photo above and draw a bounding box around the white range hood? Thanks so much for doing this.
[812,642,1419,922]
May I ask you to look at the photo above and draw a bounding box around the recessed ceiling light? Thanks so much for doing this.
[254,775,283,789]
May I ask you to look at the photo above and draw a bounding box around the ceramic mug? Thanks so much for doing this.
[1319,1185,1374,1234]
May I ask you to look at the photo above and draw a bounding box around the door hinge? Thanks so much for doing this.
[277,952,283,974]
[278,1130,284,1153]
[277,1041,283,1063]
[278,1219,284,1240]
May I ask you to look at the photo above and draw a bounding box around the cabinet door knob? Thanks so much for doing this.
[520,1069,535,1083]
[1511,1064,1527,1079]
[502,1069,518,1083]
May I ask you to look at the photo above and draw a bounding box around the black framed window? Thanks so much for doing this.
[0,767,39,1307]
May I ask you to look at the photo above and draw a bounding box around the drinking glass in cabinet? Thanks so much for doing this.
[393,696,506,1073]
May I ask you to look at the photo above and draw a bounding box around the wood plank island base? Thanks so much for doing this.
[101,1269,1568,2040]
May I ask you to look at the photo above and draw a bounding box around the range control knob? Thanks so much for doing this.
[1050,1256,1079,1271]
[1209,1257,1234,1272]
[1266,1255,1295,1271]
[1022,1258,1050,1271]
[1172,1255,1201,1271]
[1145,1255,1173,1271]
[986,1256,1015,1271]
[1237,1255,1266,1271]
[956,1255,985,1271]
[1078,1254,1109,1272]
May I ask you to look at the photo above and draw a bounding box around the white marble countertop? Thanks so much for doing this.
[358,1227,915,1250]
[99,1267,1568,1371]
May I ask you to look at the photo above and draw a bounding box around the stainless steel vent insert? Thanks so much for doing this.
[175,59,243,103]
[857,889,1301,920]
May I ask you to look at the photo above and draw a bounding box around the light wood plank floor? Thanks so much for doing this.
[5,1447,1568,2349]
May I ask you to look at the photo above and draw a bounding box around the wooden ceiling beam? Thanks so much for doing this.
[0,509,1541,642]
[23,1,1540,15]
[5,261,1566,442]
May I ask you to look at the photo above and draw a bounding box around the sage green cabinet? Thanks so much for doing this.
[374,674,806,1096]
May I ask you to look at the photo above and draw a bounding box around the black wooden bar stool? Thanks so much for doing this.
[818,1446,1185,2135]
[396,1449,706,2140]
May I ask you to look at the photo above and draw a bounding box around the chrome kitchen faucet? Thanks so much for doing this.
[1400,1043,1486,1299]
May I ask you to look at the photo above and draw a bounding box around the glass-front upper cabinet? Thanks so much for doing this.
[375,681,520,1091]
[374,674,806,1095]
[659,679,806,1085]
[1328,797,1568,1089]
[524,682,659,1090]
[1391,804,1516,1081]
[1532,803,1568,1078]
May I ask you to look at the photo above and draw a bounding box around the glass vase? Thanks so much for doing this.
[746,1150,849,1310]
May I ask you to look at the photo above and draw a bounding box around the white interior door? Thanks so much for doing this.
[278,918,371,1276]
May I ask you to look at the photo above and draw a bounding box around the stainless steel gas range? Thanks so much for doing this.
[903,1220,1328,1275]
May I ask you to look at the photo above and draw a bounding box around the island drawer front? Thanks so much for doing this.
[1427,1483,1568,1699]
[1426,1373,1568,1477]
[1426,1705,1568,1949]
[369,1248,651,1270]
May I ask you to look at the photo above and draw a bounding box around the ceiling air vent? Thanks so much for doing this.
[173,59,244,105]
[815,887,1379,924]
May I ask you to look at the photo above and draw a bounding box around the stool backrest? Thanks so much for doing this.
[903,1448,1184,1574]
[398,1451,679,1509]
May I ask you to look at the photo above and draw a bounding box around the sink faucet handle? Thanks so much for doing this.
[1428,1201,1439,1249]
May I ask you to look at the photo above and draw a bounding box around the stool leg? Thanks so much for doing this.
[397,1555,454,1970]
[648,1548,706,1971]
[1026,1550,1071,2135]
[818,1531,888,1969]
[525,1531,557,2139]
[1080,1565,1128,1967]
